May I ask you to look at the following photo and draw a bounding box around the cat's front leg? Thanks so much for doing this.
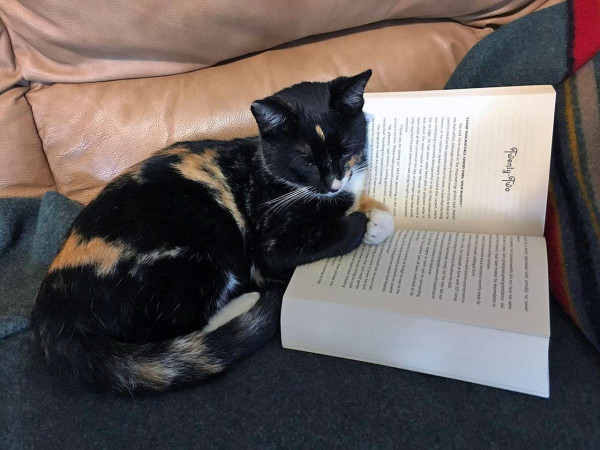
[358,195,395,244]
[264,211,367,270]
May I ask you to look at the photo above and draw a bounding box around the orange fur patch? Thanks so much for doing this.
[114,147,190,186]
[315,125,325,141]
[353,194,389,217]
[126,161,146,184]
[358,195,388,213]
[49,233,127,276]
[172,150,246,232]
[171,333,224,372]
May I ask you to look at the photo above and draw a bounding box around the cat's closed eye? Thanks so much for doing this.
[290,153,313,166]
[305,159,319,172]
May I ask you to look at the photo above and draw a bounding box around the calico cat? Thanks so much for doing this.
[31,69,394,394]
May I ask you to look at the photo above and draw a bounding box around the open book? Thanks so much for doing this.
[281,86,556,398]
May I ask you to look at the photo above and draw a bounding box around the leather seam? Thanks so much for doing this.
[0,12,24,95]
[22,89,59,193]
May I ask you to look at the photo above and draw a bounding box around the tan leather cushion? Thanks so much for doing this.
[0,87,55,197]
[27,20,490,204]
[0,18,20,93]
[1,0,528,83]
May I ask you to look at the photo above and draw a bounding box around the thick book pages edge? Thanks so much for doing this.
[364,85,556,100]
[282,298,550,398]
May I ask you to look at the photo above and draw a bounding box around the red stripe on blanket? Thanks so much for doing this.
[572,0,600,72]
[546,185,579,323]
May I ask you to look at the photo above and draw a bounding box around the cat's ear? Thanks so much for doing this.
[329,69,372,115]
[251,99,291,134]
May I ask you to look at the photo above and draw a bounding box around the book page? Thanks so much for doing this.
[363,86,555,237]
[284,230,550,337]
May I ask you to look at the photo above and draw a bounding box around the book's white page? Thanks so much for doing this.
[363,86,556,237]
[285,231,550,337]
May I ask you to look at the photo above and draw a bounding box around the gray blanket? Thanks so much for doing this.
[0,192,82,339]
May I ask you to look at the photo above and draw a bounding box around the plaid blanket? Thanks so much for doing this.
[448,0,600,350]
[547,54,600,350]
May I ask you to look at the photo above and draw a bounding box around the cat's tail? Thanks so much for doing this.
[33,285,284,394]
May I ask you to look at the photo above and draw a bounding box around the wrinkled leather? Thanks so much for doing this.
[27,20,490,204]
[463,0,564,27]
[0,0,533,83]
[0,87,55,197]
[0,19,20,93]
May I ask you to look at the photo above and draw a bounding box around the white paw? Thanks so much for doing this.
[363,208,394,245]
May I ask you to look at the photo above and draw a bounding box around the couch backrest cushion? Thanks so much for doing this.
[0,0,537,83]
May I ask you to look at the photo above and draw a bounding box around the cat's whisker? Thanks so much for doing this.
[352,163,369,174]
[275,186,318,213]
[273,188,307,208]
[264,187,311,216]
[298,188,317,205]
[264,194,291,209]
[285,191,309,210]
[263,188,304,206]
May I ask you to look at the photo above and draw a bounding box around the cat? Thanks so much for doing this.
[31,69,395,394]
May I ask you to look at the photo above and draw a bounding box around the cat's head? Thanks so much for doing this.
[251,70,372,196]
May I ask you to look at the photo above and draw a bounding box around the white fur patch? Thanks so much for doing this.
[203,292,260,332]
[140,247,184,264]
[129,247,185,277]
[343,170,366,197]
[363,208,394,244]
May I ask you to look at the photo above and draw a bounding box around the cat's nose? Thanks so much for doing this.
[329,179,342,192]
